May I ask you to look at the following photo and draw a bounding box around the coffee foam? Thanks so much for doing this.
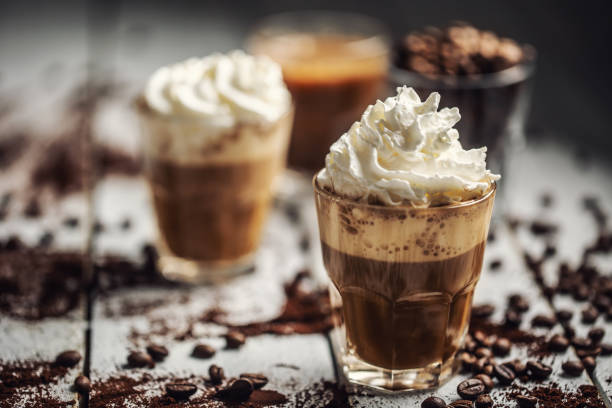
[315,182,495,263]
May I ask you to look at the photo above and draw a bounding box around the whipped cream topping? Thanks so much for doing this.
[144,50,291,129]
[317,86,500,207]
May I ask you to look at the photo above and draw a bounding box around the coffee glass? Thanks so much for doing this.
[138,101,293,283]
[248,12,390,172]
[314,176,496,391]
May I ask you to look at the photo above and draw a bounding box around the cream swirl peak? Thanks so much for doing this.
[144,50,291,128]
[317,86,500,206]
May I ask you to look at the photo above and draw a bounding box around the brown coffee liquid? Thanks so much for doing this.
[322,241,486,370]
[149,157,278,262]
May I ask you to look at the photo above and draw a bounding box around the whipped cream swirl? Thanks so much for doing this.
[144,50,291,129]
[317,86,500,207]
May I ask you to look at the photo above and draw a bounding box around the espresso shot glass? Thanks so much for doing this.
[314,176,496,391]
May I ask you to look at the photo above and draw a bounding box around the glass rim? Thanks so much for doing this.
[391,44,536,90]
[313,170,496,212]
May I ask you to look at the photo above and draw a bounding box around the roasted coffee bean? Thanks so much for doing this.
[587,327,605,344]
[208,364,225,384]
[475,347,493,359]
[240,373,268,390]
[527,360,552,379]
[55,350,82,368]
[475,394,493,408]
[600,343,612,356]
[529,221,557,235]
[493,364,515,385]
[459,352,477,372]
[548,334,569,352]
[493,338,511,356]
[564,325,576,339]
[4,235,23,251]
[593,295,611,311]
[576,347,601,358]
[515,394,537,408]
[543,244,557,258]
[473,330,488,345]
[502,360,527,376]
[225,331,246,349]
[165,383,197,400]
[38,231,54,248]
[449,400,474,408]
[63,217,80,228]
[74,375,91,393]
[465,339,478,353]
[146,344,169,361]
[572,337,593,350]
[562,360,584,377]
[473,357,490,374]
[531,314,556,328]
[23,197,41,218]
[482,364,494,376]
[581,306,599,324]
[216,378,254,402]
[192,344,216,359]
[120,218,132,230]
[504,310,522,328]
[573,284,590,301]
[127,351,154,368]
[421,396,446,408]
[489,259,502,270]
[474,374,494,391]
[457,378,485,400]
[582,356,596,372]
[508,294,530,312]
[472,304,495,319]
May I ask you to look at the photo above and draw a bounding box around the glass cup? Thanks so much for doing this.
[313,175,496,391]
[248,11,390,173]
[137,100,293,283]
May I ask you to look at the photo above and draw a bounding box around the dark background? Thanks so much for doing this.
[1,0,610,156]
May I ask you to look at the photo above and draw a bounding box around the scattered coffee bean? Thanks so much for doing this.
[74,375,91,393]
[493,364,515,385]
[504,310,522,328]
[564,325,576,339]
[515,394,538,408]
[587,327,605,344]
[38,231,54,248]
[489,259,502,270]
[146,344,169,361]
[474,374,494,391]
[208,364,225,384]
[474,357,489,374]
[239,373,268,390]
[475,347,493,359]
[527,360,552,379]
[421,396,446,408]
[531,314,556,328]
[593,295,611,312]
[543,244,557,258]
[475,394,493,408]
[457,378,485,400]
[573,284,590,301]
[63,217,79,228]
[4,235,23,250]
[449,400,474,408]
[509,294,530,312]
[473,330,487,345]
[529,221,557,236]
[165,383,197,400]
[561,360,584,377]
[572,337,593,350]
[127,351,154,368]
[55,350,82,368]
[192,344,216,359]
[216,378,254,402]
[548,334,569,352]
[581,356,596,372]
[225,331,246,349]
[459,352,477,372]
[582,305,599,324]
[472,304,495,319]
[23,197,41,218]
[120,218,132,230]
[502,360,527,376]
[483,364,494,376]
[493,338,511,356]
[576,347,601,359]
[600,343,612,356]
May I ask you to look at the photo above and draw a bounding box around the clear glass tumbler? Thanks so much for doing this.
[248,11,390,173]
[138,100,293,283]
[313,175,496,391]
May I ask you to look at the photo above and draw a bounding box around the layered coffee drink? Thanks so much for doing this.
[139,51,293,282]
[314,87,498,391]
[249,12,389,172]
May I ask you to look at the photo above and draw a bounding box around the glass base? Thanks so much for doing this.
[158,252,255,284]
[331,333,460,392]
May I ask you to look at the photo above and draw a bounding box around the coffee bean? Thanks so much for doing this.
[146,344,169,361]
[502,360,526,376]
[548,334,569,352]
[23,197,41,218]
[216,378,254,402]
[593,295,611,312]
[493,364,515,385]
[526,360,552,379]
[208,364,225,385]
[474,357,490,374]
[475,394,493,408]
[38,231,54,248]
[587,327,605,344]
[482,364,494,376]
[529,221,557,235]
[165,383,197,400]
[600,343,612,356]
[572,337,593,350]
[508,294,530,312]
[465,339,478,353]
[421,396,446,408]
[582,305,599,324]
[556,309,574,323]
[63,217,80,228]
[55,350,82,368]
[489,259,502,270]
[473,330,488,345]
[74,375,91,393]
[225,331,246,349]
[515,394,537,408]
[531,314,556,328]
[240,373,268,390]
[192,344,216,359]
[120,218,132,230]
[543,244,557,259]
[449,400,474,408]
[474,374,494,391]
[475,347,493,359]
[493,338,511,356]
[127,351,154,368]
[573,284,590,301]
[562,360,584,377]
[459,352,477,372]
[504,310,522,328]
[576,347,601,358]
[472,304,495,319]
[457,378,485,400]
[581,356,596,372]
[564,325,576,339]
